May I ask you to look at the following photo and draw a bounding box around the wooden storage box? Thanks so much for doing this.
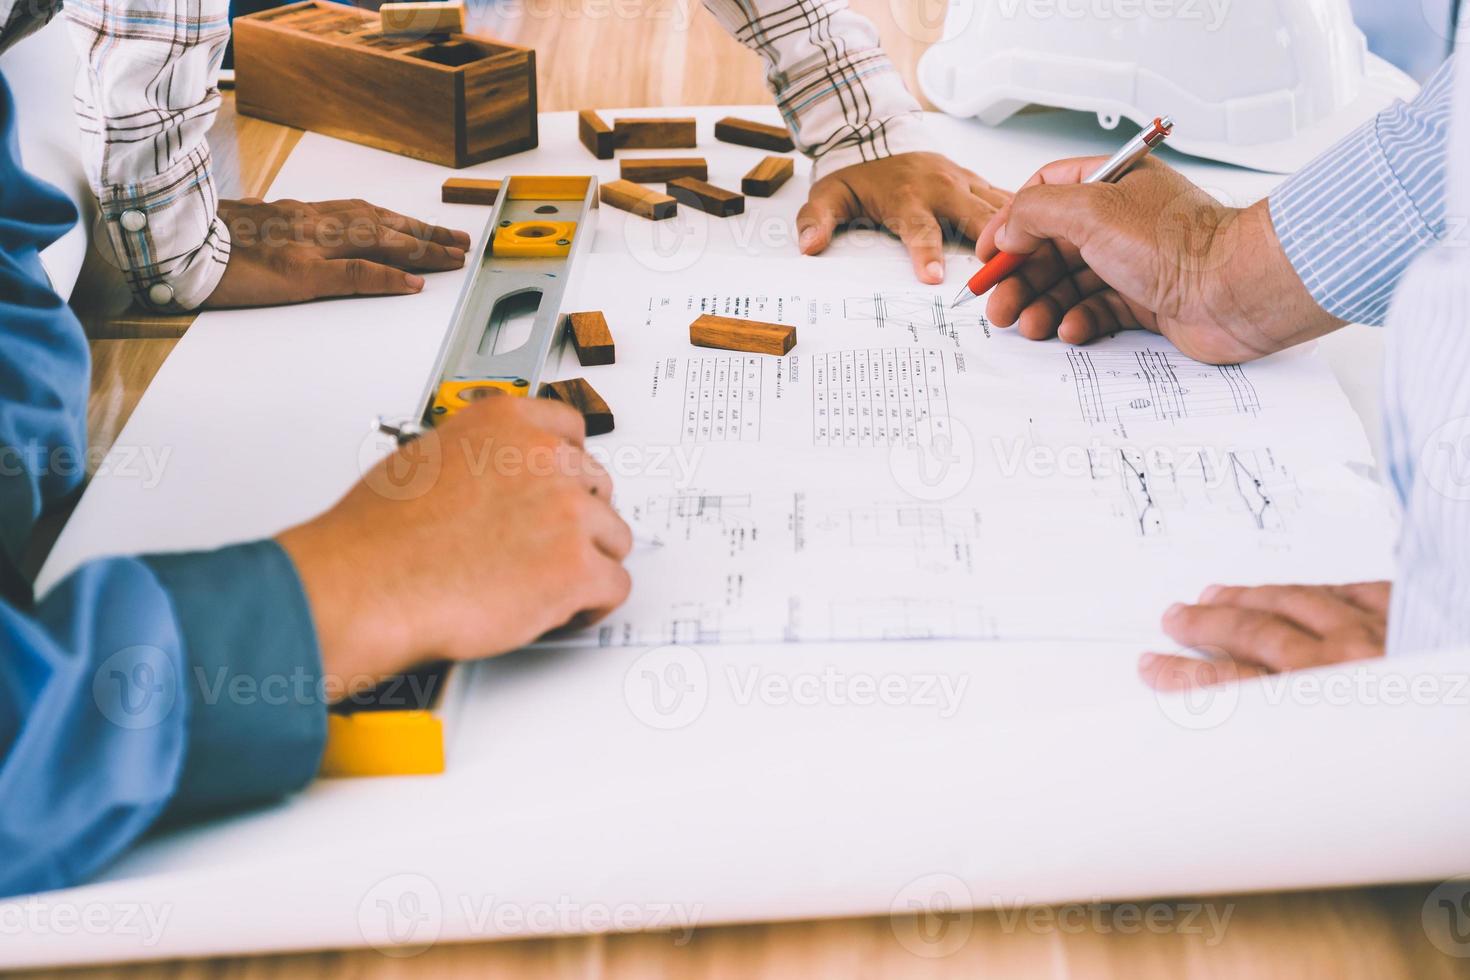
[234,1,537,168]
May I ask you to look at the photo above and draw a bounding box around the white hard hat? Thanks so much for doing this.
[917,0,1421,173]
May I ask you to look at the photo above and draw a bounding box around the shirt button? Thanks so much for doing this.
[119,209,148,233]
[147,282,175,307]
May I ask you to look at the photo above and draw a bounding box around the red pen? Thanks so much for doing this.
[951,115,1174,308]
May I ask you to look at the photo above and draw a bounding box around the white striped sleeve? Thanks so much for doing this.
[1267,57,1456,326]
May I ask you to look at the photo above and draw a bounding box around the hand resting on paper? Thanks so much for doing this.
[1139,581,1391,690]
[975,158,1347,365]
[204,198,471,307]
[277,397,633,697]
[798,152,1013,285]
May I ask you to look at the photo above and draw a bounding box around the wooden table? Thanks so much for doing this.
[50,1,1470,975]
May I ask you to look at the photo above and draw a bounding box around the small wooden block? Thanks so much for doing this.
[620,157,708,183]
[600,179,678,220]
[578,110,615,160]
[742,155,794,197]
[540,378,614,436]
[714,116,795,152]
[689,314,796,356]
[379,0,465,34]
[566,311,616,366]
[666,177,744,217]
[612,117,696,149]
[441,177,502,205]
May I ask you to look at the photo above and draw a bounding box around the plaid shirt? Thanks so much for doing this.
[2,0,231,310]
[702,0,927,177]
[1,0,923,310]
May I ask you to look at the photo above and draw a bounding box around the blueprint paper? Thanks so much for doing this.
[543,256,1395,650]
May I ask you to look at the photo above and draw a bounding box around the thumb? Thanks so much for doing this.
[796,178,858,255]
[995,184,1112,258]
[975,203,1013,262]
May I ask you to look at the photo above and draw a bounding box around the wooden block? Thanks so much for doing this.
[565,311,616,366]
[235,1,537,168]
[714,116,795,152]
[666,177,744,217]
[578,110,615,160]
[441,177,501,205]
[600,179,678,220]
[689,314,796,356]
[540,378,614,436]
[742,155,794,197]
[379,0,465,34]
[619,158,708,183]
[612,117,696,148]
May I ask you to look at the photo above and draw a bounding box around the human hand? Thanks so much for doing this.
[204,198,471,307]
[797,152,1012,284]
[1139,581,1390,690]
[277,397,633,693]
[976,157,1345,364]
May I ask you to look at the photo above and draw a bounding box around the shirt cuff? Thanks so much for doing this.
[1268,116,1447,327]
[142,539,326,817]
[97,145,232,312]
[809,112,933,182]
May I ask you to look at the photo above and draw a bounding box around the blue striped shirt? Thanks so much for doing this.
[1272,54,1470,657]
[1269,58,1455,327]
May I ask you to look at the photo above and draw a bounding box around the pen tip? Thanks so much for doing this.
[950,285,973,309]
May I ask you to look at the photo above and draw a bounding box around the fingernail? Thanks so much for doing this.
[1138,653,1161,673]
[1163,602,1185,623]
[1200,584,1223,603]
[798,227,818,251]
[925,261,944,282]
[404,273,425,290]
[447,246,465,261]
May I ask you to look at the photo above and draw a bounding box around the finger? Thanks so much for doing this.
[328,225,466,271]
[796,178,859,256]
[583,497,633,561]
[1326,581,1392,616]
[972,184,1013,213]
[562,554,634,630]
[889,209,946,284]
[975,205,1011,262]
[1138,652,1271,691]
[1162,602,1323,673]
[370,208,472,250]
[1056,289,1140,346]
[930,186,1002,245]
[1196,584,1359,636]
[985,241,1077,332]
[1010,254,1110,341]
[312,259,424,298]
[516,397,588,448]
[995,183,1118,258]
[1019,156,1115,191]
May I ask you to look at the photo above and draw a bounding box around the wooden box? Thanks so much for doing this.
[234,1,537,168]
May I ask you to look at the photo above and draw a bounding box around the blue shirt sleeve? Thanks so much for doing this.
[1268,56,1456,326]
[0,69,327,898]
